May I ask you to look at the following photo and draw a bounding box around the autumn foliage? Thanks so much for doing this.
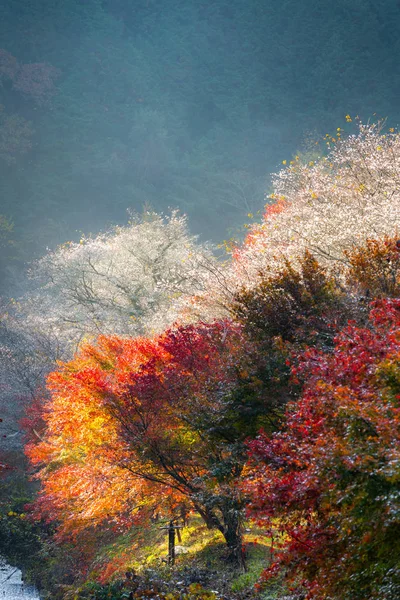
[20,124,400,594]
[232,250,347,347]
[246,299,400,599]
[27,321,262,562]
[346,234,400,298]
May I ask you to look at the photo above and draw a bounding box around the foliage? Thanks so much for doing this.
[22,210,219,346]
[74,579,218,600]
[227,252,353,444]
[0,465,88,595]
[246,299,400,599]
[0,48,59,105]
[27,320,264,565]
[345,234,400,298]
[0,505,43,570]
[232,250,347,348]
[21,184,400,594]
[60,521,275,600]
[232,122,400,287]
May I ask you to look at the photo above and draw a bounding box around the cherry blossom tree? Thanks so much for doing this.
[21,211,220,351]
[231,121,400,288]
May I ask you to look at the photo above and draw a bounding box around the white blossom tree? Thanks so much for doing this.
[230,121,400,288]
[20,211,221,351]
[0,302,62,449]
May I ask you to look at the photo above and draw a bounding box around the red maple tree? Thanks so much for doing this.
[246,299,400,599]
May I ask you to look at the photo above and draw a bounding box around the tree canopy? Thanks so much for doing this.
[3,118,400,596]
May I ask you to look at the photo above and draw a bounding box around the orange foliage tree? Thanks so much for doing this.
[27,320,273,565]
[345,235,400,299]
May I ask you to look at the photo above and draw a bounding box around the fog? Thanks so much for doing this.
[1,0,400,295]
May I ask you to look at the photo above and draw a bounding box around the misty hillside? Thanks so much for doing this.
[1,0,400,293]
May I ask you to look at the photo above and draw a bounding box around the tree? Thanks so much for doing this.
[231,122,400,289]
[246,298,400,599]
[27,320,268,567]
[231,250,349,349]
[20,211,220,350]
[0,300,62,457]
[0,48,59,106]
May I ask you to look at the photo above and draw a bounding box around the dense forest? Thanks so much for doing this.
[1,2,400,600]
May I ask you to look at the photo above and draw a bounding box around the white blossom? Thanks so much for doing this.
[20,211,220,351]
[231,122,400,288]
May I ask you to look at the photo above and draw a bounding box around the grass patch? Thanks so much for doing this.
[81,518,292,599]
[230,542,269,592]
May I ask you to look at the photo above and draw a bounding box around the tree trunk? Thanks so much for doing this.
[192,496,246,570]
[222,510,246,571]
